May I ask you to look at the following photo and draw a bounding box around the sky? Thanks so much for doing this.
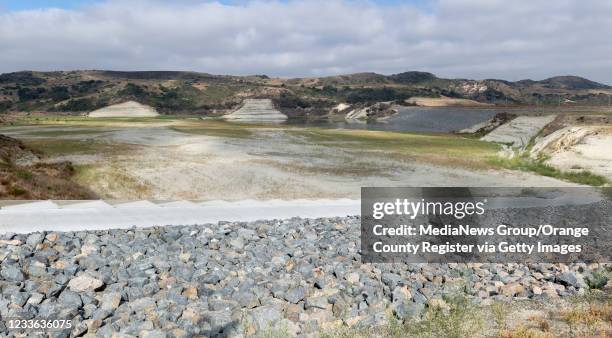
[0,0,611,83]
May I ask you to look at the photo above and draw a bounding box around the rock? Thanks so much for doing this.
[182,286,198,300]
[46,233,59,242]
[332,298,349,318]
[284,287,306,304]
[26,233,45,246]
[305,296,329,310]
[68,275,104,292]
[381,273,402,289]
[557,272,587,289]
[71,321,89,337]
[58,290,83,307]
[27,261,47,277]
[234,291,259,309]
[0,239,22,246]
[26,292,44,305]
[179,253,191,263]
[141,330,167,338]
[393,300,424,320]
[250,305,283,331]
[532,285,543,296]
[501,283,525,297]
[100,292,122,311]
[345,272,360,284]
[392,286,412,303]
[11,292,29,307]
[129,297,156,313]
[204,310,234,334]
[1,265,24,281]
[1,217,606,336]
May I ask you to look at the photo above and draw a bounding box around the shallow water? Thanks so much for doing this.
[284,106,606,133]
[285,107,503,133]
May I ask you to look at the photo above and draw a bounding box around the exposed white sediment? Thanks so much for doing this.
[531,126,612,180]
[88,101,159,118]
[344,107,369,120]
[481,115,556,148]
[224,99,287,122]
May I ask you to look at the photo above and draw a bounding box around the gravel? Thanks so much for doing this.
[0,216,607,337]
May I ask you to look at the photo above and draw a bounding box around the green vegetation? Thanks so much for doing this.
[2,70,610,115]
[0,133,97,199]
[170,123,253,138]
[408,294,483,338]
[293,128,500,169]
[344,87,409,104]
[117,82,239,112]
[586,268,610,290]
[8,115,190,126]
[489,154,608,186]
[52,97,108,112]
[23,138,114,156]
[320,293,483,338]
[15,168,34,180]
[21,128,109,137]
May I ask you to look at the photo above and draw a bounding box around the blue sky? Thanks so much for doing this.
[0,0,97,11]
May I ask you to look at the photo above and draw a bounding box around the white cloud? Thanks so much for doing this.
[0,0,611,83]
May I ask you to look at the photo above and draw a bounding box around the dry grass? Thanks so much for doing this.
[74,163,152,199]
[0,162,97,199]
[500,292,611,338]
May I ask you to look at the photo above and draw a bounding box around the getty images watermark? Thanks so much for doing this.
[361,187,611,263]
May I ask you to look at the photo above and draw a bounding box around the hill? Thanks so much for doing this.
[0,70,610,117]
[0,134,96,199]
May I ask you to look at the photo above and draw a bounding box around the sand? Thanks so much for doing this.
[89,101,159,118]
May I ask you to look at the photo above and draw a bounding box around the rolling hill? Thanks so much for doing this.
[0,70,610,117]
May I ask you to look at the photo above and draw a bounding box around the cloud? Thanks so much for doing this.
[0,0,611,83]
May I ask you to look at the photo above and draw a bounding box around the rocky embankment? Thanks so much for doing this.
[0,217,608,337]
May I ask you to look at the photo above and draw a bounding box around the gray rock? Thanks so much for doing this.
[129,297,156,312]
[58,290,83,307]
[100,292,122,311]
[11,292,29,307]
[234,291,259,309]
[557,272,587,288]
[393,300,424,320]
[305,296,328,309]
[1,265,24,281]
[284,287,306,304]
[26,232,45,247]
[382,273,403,289]
[250,305,283,331]
[141,330,167,338]
[26,292,44,305]
[27,263,47,277]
